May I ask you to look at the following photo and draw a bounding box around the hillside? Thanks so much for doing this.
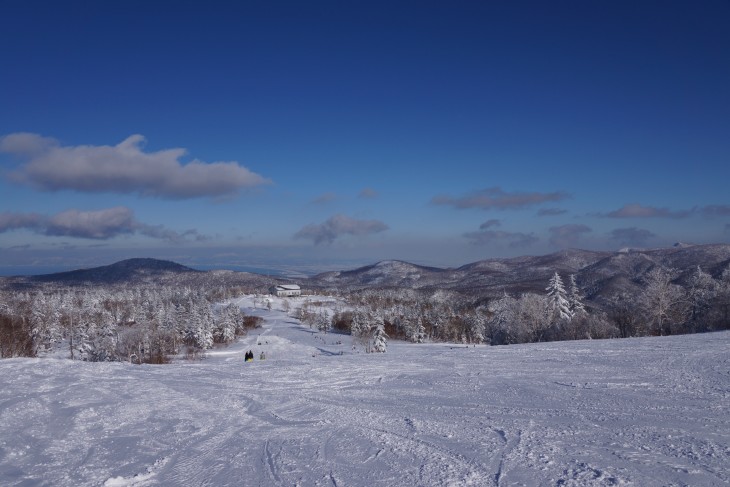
[26,258,198,285]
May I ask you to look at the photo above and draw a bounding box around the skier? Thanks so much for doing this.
[259,351,266,360]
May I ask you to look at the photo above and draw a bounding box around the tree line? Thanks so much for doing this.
[0,284,262,361]
[321,266,730,347]
[2,264,729,360]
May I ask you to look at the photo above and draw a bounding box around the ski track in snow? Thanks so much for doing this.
[0,295,728,486]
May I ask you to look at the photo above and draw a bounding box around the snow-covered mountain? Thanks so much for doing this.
[4,244,730,305]
[308,244,730,302]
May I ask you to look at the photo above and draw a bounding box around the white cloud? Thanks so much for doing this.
[45,207,137,239]
[1,133,271,199]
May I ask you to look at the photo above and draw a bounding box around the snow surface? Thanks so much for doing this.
[1,295,729,486]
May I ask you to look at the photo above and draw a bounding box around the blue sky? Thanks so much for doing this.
[1,0,729,274]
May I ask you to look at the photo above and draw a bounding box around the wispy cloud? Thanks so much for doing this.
[479,219,501,229]
[464,229,538,248]
[0,133,271,199]
[358,187,379,199]
[0,207,204,242]
[537,208,567,217]
[7,244,32,250]
[603,203,691,219]
[432,187,569,210]
[548,224,592,247]
[311,192,338,204]
[609,227,656,247]
[294,214,389,245]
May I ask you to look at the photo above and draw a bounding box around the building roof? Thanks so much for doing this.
[275,284,300,291]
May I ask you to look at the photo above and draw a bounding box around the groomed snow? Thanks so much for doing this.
[1,295,728,486]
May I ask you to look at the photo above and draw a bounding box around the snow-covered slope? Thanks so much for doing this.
[1,298,728,486]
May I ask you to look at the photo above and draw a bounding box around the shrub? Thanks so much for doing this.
[242,315,264,330]
[0,314,35,358]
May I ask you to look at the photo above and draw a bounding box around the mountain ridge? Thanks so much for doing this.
[3,244,730,306]
[28,258,199,285]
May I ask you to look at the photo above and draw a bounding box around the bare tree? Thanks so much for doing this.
[686,266,717,332]
[640,267,688,336]
[609,292,642,338]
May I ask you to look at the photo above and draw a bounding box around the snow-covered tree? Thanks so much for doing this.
[465,311,485,344]
[317,310,331,334]
[640,267,687,336]
[350,309,367,338]
[716,267,730,328]
[487,294,518,344]
[518,293,550,343]
[214,304,238,343]
[546,272,571,322]
[568,274,585,317]
[687,266,717,332]
[371,316,388,353]
[414,315,426,344]
[194,302,214,350]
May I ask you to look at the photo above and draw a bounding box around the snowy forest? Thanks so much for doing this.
[0,284,263,362]
[2,262,730,361]
[312,266,729,347]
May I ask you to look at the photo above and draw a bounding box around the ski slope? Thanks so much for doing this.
[0,295,728,486]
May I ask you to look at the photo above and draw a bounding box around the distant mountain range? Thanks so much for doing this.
[4,244,730,307]
[307,243,730,306]
[28,258,199,284]
[2,258,276,290]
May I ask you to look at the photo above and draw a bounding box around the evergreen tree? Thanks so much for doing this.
[414,316,426,344]
[372,316,388,353]
[568,274,585,317]
[215,304,237,343]
[317,310,331,334]
[546,272,571,321]
[350,309,366,337]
